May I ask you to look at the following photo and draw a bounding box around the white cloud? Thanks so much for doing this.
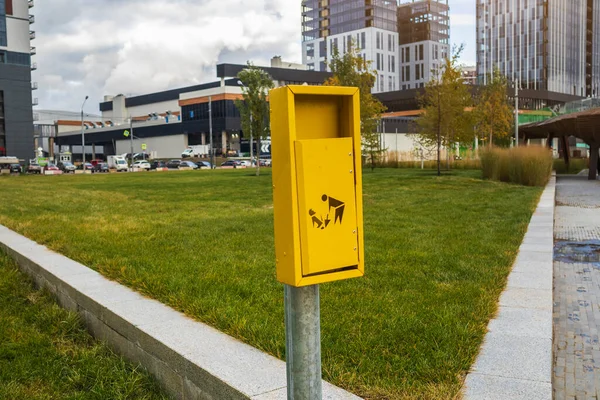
[33,0,301,112]
[32,0,477,114]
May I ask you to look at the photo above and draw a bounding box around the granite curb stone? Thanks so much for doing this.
[0,225,360,400]
[463,174,555,399]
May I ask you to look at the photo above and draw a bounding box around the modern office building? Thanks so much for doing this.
[397,0,449,90]
[52,62,331,160]
[301,0,449,93]
[301,0,400,93]
[0,0,35,160]
[477,0,600,99]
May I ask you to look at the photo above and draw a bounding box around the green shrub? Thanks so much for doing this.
[481,146,552,187]
[379,158,481,170]
[553,158,588,174]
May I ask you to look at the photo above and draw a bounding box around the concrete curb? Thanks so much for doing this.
[463,174,556,400]
[0,225,360,400]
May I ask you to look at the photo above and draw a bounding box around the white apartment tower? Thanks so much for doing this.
[301,0,450,93]
[301,0,400,93]
[397,0,449,90]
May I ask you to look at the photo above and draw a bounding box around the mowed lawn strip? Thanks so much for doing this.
[0,252,168,400]
[0,169,542,399]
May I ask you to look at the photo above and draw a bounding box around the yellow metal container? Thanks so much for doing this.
[270,85,364,287]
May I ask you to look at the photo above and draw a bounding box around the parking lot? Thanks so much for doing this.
[0,156,271,176]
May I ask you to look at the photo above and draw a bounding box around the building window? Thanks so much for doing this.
[388,34,392,51]
[406,66,410,82]
[391,55,395,73]
[401,48,404,63]
[0,1,6,47]
[361,32,366,49]
[416,65,420,80]
[307,63,314,71]
[421,64,424,80]
[388,76,392,91]
[380,75,384,92]
[402,66,405,82]
[419,44,424,61]
[406,47,410,63]
[376,32,380,49]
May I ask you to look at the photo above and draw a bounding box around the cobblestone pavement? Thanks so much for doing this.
[553,176,600,399]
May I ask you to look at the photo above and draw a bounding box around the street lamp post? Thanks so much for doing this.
[81,95,89,164]
[514,82,519,147]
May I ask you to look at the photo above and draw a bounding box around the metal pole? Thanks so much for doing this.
[209,96,214,168]
[130,117,134,171]
[81,95,88,164]
[284,284,322,400]
[514,82,519,147]
[250,114,254,166]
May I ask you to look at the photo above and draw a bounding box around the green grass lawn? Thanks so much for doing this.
[0,252,168,400]
[0,169,543,399]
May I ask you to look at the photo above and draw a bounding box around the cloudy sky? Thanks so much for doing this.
[33,0,476,115]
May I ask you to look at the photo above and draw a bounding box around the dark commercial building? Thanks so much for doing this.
[0,0,35,160]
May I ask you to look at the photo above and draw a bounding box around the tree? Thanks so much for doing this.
[473,67,513,147]
[235,63,274,176]
[325,44,387,170]
[416,46,472,176]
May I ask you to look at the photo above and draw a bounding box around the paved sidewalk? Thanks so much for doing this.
[464,176,555,399]
[553,176,600,399]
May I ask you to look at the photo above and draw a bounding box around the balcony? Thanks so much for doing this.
[29,15,35,24]
[30,46,36,55]
[32,98,38,106]
[30,30,36,40]
[31,62,37,71]
[32,82,38,90]
[28,0,34,8]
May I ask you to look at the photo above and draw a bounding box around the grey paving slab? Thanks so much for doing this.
[487,306,552,339]
[498,287,552,310]
[520,243,554,253]
[463,176,555,399]
[506,270,552,290]
[515,250,553,264]
[463,373,551,400]
[469,332,552,382]
[552,176,600,399]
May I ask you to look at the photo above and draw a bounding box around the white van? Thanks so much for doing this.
[107,155,129,172]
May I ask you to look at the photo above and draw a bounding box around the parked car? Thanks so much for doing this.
[132,160,151,171]
[166,159,182,169]
[78,163,94,171]
[179,161,198,169]
[237,160,252,167]
[57,162,77,173]
[221,160,241,168]
[27,163,42,174]
[45,164,63,173]
[195,161,212,169]
[9,164,22,174]
[93,163,110,173]
[150,161,167,170]
[259,159,272,167]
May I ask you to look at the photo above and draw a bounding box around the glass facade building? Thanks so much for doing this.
[477,0,600,97]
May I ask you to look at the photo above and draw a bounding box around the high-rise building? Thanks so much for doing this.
[301,0,449,93]
[397,0,449,90]
[301,0,400,93]
[0,0,35,160]
[477,0,600,98]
